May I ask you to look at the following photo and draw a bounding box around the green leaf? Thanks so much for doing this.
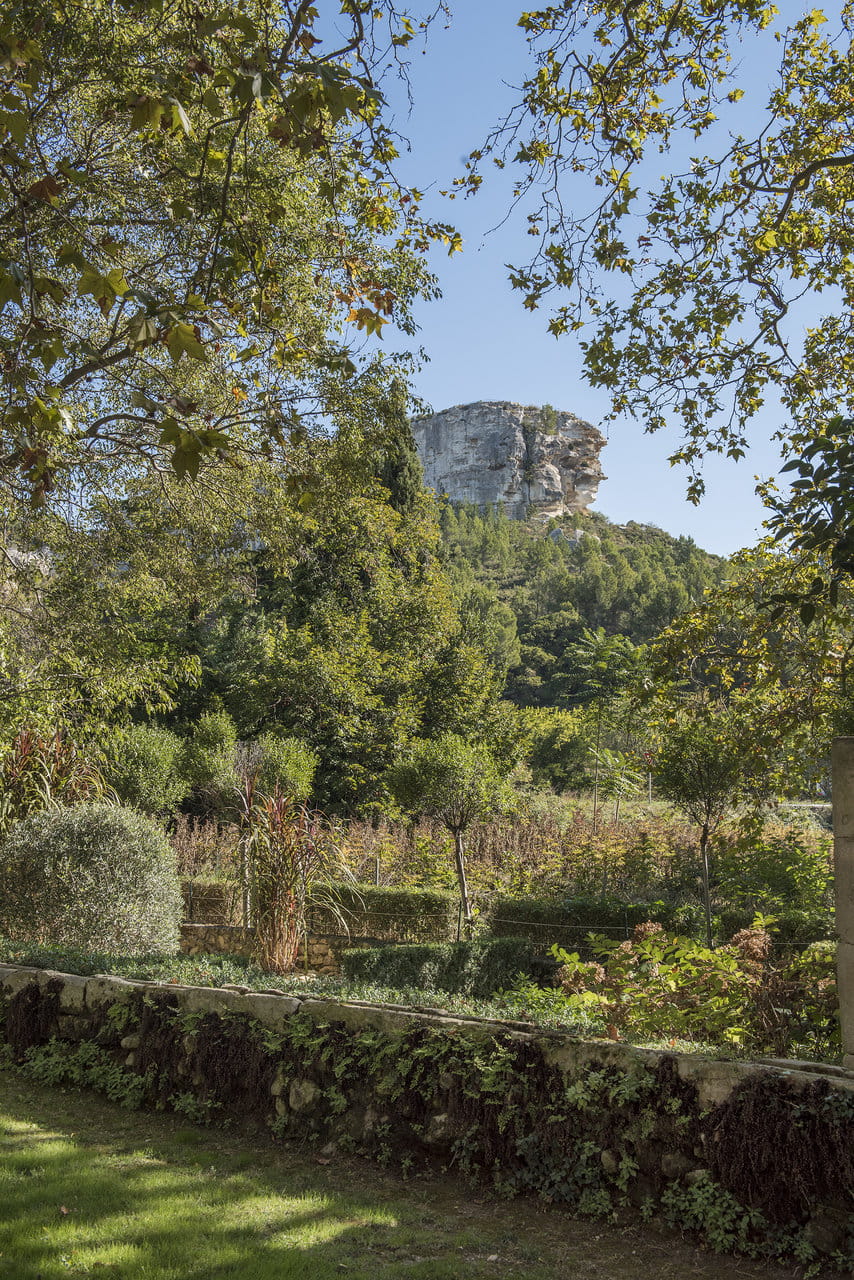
[165,322,206,364]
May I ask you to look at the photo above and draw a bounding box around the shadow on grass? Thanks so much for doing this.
[0,1071,801,1280]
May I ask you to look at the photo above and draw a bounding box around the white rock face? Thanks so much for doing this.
[411,401,605,519]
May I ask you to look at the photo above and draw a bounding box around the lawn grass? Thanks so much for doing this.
[0,1070,803,1280]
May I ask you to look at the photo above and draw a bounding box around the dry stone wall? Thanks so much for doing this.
[2,961,854,1268]
[411,401,605,519]
[180,924,378,974]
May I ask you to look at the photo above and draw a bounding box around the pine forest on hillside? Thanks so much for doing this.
[439,503,725,708]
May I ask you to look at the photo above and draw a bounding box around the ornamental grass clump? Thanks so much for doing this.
[0,801,182,954]
[0,727,111,835]
[237,781,350,973]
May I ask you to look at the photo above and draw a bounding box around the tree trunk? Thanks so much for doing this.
[700,822,713,950]
[453,827,473,934]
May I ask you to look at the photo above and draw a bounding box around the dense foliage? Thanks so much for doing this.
[104,724,187,816]
[0,0,452,500]
[552,924,838,1060]
[341,936,555,998]
[439,505,723,708]
[467,0,854,509]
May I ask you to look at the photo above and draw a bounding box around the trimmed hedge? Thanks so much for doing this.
[306,882,460,944]
[182,879,834,954]
[341,936,556,997]
[483,895,707,954]
[485,895,833,953]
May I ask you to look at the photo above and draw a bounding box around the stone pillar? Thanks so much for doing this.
[833,738,854,1069]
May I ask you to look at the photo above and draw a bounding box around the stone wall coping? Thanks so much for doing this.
[3,961,854,1102]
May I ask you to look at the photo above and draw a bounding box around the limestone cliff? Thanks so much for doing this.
[411,401,605,519]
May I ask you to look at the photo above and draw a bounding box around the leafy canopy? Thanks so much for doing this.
[0,0,457,500]
[386,733,509,835]
[464,0,854,497]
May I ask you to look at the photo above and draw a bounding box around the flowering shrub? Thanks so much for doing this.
[551,921,839,1058]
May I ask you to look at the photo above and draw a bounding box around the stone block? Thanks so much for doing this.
[56,1014,87,1040]
[676,1056,756,1107]
[362,1106,390,1138]
[0,968,86,1014]
[237,991,301,1028]
[805,1210,848,1255]
[626,1174,657,1207]
[289,1078,321,1113]
[334,1106,367,1142]
[174,985,247,1018]
[835,740,854,940]
[834,740,854,839]
[0,965,56,998]
[837,942,854,1058]
[54,972,88,1013]
[660,1151,697,1179]
[85,974,144,1010]
[424,1113,451,1147]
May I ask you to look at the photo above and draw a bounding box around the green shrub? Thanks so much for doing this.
[523,707,590,791]
[105,724,187,815]
[714,905,832,949]
[0,802,182,954]
[306,882,459,943]
[178,711,238,792]
[714,820,832,917]
[552,924,840,1058]
[254,733,318,803]
[342,937,555,997]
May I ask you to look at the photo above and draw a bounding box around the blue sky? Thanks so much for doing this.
[376,2,796,557]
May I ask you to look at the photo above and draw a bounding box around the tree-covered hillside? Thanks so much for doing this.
[438,505,725,708]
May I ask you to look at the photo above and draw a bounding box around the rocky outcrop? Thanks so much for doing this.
[411,401,605,519]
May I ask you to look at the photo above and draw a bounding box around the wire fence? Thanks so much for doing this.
[184,882,701,945]
[184,882,822,959]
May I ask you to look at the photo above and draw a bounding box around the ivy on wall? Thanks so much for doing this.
[2,976,853,1273]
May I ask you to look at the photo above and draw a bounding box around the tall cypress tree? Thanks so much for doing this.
[375,381,425,515]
